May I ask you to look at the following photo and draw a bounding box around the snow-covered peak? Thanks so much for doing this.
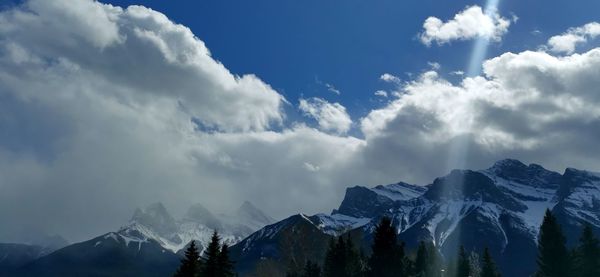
[485,159,561,189]
[130,203,178,237]
[235,201,275,228]
[183,203,222,230]
[371,182,427,201]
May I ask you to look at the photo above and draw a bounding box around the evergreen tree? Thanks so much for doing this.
[302,260,322,277]
[480,247,500,277]
[323,235,362,277]
[469,251,481,277]
[367,217,404,277]
[414,241,428,277]
[455,246,471,277]
[217,244,235,277]
[573,224,600,277]
[174,240,202,277]
[535,209,570,277]
[202,231,222,277]
[414,241,442,277]
[324,237,345,277]
[343,237,363,276]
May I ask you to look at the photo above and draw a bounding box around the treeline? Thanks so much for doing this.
[173,231,235,277]
[285,217,501,277]
[287,210,600,277]
[174,209,600,277]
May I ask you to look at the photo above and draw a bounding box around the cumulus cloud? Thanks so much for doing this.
[3,0,600,245]
[380,73,401,84]
[299,98,353,134]
[419,5,514,46]
[374,90,388,97]
[547,22,600,54]
[0,0,352,242]
[361,48,600,182]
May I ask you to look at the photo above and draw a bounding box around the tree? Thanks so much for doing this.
[302,260,322,277]
[324,238,343,277]
[414,241,443,277]
[202,231,222,277]
[535,209,570,277]
[323,236,362,277]
[217,244,235,277]
[414,241,428,277]
[367,217,405,277]
[480,247,501,277]
[173,240,202,277]
[455,246,471,277]
[469,250,481,277]
[573,224,600,277]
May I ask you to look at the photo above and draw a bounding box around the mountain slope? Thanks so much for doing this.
[12,201,273,277]
[232,159,600,277]
[17,232,180,277]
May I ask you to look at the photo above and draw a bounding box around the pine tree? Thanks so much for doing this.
[573,224,600,277]
[343,237,363,276]
[367,217,404,277]
[324,236,345,277]
[480,247,500,277]
[173,240,202,277]
[455,246,471,277]
[535,209,570,277]
[414,241,428,277]
[202,231,222,277]
[323,235,362,277]
[302,260,322,277]
[469,251,481,277]
[217,244,235,277]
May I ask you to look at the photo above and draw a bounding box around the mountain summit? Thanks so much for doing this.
[231,159,600,277]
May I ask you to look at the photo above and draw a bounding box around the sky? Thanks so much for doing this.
[1,0,600,243]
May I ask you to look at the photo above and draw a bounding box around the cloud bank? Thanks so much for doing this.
[2,0,600,244]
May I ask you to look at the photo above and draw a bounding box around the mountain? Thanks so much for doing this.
[231,159,600,277]
[10,201,273,276]
[0,235,69,274]
[0,243,45,275]
[17,232,180,277]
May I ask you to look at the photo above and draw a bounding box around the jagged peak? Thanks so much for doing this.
[131,202,174,223]
[129,202,177,237]
[489,158,527,171]
[236,201,274,225]
[183,203,222,230]
[485,158,561,189]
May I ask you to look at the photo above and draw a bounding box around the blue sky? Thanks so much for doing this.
[2,0,600,242]
[98,0,600,127]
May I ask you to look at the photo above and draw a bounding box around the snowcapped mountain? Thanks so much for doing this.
[118,201,274,254]
[231,159,600,277]
[12,201,273,277]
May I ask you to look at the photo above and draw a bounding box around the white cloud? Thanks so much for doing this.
[419,5,513,46]
[325,83,341,95]
[547,22,600,54]
[374,90,388,97]
[0,0,285,132]
[361,48,600,182]
[428,62,441,70]
[4,0,600,245]
[380,73,401,84]
[299,98,353,134]
[0,0,350,241]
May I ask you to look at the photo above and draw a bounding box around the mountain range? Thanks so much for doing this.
[1,201,274,277]
[2,159,600,277]
[230,159,600,277]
